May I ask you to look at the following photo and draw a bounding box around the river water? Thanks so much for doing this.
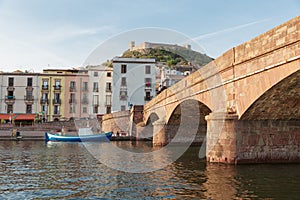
[0,141,299,199]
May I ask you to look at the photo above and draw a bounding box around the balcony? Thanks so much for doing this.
[106,88,112,93]
[53,85,61,91]
[93,88,99,92]
[144,96,153,101]
[40,98,49,104]
[26,86,33,91]
[24,95,34,104]
[42,85,49,91]
[53,99,61,105]
[7,86,15,91]
[5,95,15,104]
[69,87,76,92]
[69,99,77,104]
[145,82,152,91]
[93,102,99,106]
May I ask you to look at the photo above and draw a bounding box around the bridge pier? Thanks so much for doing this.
[152,120,167,146]
[205,112,239,164]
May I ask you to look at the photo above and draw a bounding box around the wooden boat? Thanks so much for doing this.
[45,131,113,142]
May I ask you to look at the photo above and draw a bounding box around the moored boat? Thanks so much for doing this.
[45,131,113,142]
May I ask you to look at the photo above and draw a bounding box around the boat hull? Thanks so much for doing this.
[45,132,113,142]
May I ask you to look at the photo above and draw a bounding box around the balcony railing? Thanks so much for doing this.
[40,99,49,104]
[145,82,152,87]
[144,96,153,101]
[26,86,33,91]
[53,85,61,91]
[5,95,15,104]
[42,85,49,90]
[7,86,15,91]
[53,99,61,104]
[5,95,15,100]
[24,95,34,101]
[106,88,112,92]
[93,88,99,92]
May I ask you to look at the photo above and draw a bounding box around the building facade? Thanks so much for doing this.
[86,65,113,118]
[0,71,40,114]
[39,69,89,121]
[112,57,156,112]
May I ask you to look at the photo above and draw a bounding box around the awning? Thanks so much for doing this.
[0,114,15,120]
[15,114,36,121]
[0,114,36,121]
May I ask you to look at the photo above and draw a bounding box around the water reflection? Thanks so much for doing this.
[0,141,300,199]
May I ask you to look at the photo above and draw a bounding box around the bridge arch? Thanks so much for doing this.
[240,70,300,120]
[164,99,211,145]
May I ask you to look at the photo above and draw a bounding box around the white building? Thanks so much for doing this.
[86,65,113,117]
[112,57,156,112]
[0,71,40,114]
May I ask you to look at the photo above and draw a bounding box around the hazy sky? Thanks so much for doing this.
[0,0,299,72]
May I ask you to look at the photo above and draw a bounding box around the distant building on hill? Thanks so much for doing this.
[129,41,192,51]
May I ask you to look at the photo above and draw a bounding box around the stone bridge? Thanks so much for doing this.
[142,16,300,164]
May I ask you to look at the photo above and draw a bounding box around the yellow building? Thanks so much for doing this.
[39,69,89,122]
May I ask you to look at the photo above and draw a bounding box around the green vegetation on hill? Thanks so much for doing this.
[121,45,214,69]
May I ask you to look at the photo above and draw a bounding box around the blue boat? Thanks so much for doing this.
[45,131,113,142]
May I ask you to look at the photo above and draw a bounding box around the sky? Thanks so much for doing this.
[0,0,299,72]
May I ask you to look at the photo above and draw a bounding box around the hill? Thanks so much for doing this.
[121,45,214,69]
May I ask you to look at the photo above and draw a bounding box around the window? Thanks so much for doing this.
[70,81,76,90]
[94,72,98,77]
[54,106,60,115]
[70,104,76,113]
[7,105,13,113]
[106,82,112,92]
[70,93,76,103]
[119,90,127,100]
[83,107,87,113]
[42,105,47,112]
[105,95,111,106]
[93,82,99,92]
[107,72,111,77]
[8,77,14,86]
[145,91,152,101]
[121,77,126,86]
[145,65,151,74]
[83,82,88,91]
[54,79,61,90]
[26,105,32,114]
[93,95,99,105]
[93,105,98,114]
[27,78,33,86]
[121,64,127,73]
[42,79,48,89]
[82,94,88,104]
[145,78,152,87]
[42,93,48,100]
[106,106,111,114]
[121,105,126,111]
[26,90,33,97]
[54,93,60,103]
[55,79,60,87]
